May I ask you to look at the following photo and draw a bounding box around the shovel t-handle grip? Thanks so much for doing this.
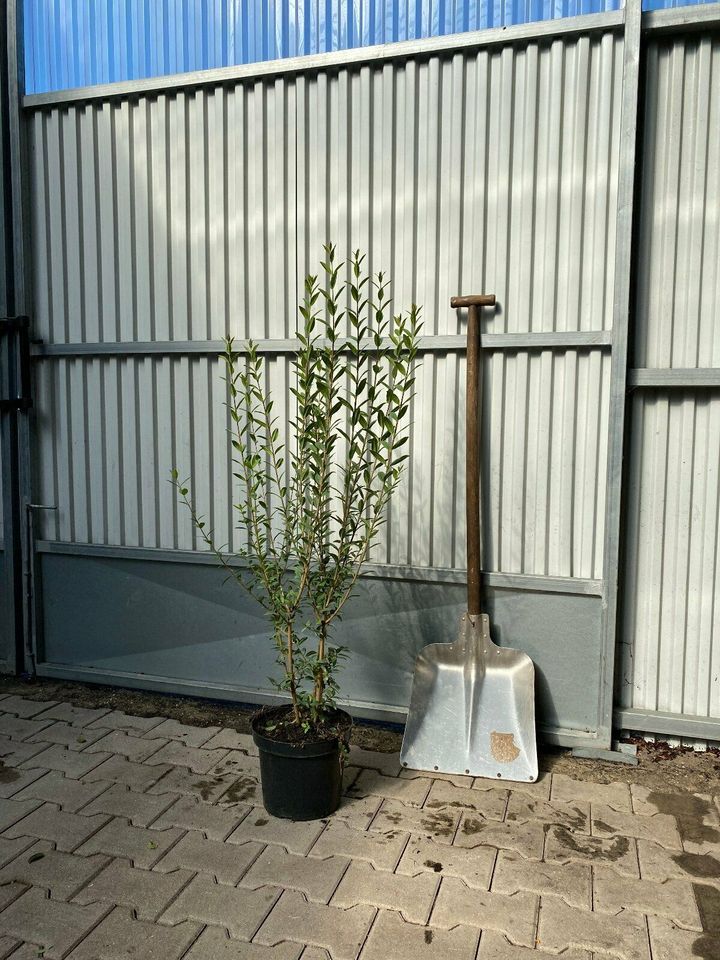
[452,294,496,617]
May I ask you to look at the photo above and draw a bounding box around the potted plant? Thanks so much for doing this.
[172,245,421,819]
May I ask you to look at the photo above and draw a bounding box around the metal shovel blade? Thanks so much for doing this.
[400,613,538,782]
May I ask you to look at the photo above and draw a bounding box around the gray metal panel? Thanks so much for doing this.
[37,551,604,742]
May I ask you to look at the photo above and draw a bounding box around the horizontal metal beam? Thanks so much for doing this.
[35,540,604,596]
[629,367,720,389]
[22,10,624,110]
[615,707,720,743]
[643,3,720,35]
[33,331,613,360]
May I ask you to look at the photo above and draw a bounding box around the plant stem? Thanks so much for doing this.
[285,623,301,724]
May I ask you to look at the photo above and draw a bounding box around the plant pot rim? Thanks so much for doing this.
[251,705,352,759]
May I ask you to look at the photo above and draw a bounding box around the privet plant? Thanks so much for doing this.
[172,246,421,734]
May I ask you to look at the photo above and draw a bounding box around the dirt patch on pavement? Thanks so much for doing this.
[1,675,719,794]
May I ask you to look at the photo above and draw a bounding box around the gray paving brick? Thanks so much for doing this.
[4,803,109,852]
[647,916,717,960]
[81,783,176,827]
[593,865,702,928]
[348,748,401,777]
[482,771,552,801]
[0,887,107,959]
[184,926,301,959]
[431,877,539,947]
[538,895,651,960]
[87,711,165,733]
[161,872,278,937]
[142,719,220,747]
[216,775,262,807]
[360,909,479,960]
[544,824,640,877]
[399,767,473,788]
[25,722,108,751]
[592,802,683,850]
[66,907,201,960]
[0,737,48,767]
[151,793,246,839]
[454,814,545,859]
[0,839,108,900]
[84,755,172,790]
[0,697,57,719]
[255,890,374,960]
[0,881,27,909]
[0,716,55,741]
[505,794,590,833]
[309,821,408,870]
[369,797,460,841]
[145,742,231,774]
[206,750,262,781]
[154,830,263,884]
[76,818,183,867]
[200,729,258,754]
[0,835,36,867]
[477,931,591,959]
[0,765,46,800]
[332,859,438,923]
[0,797,45,832]
[425,780,508,821]
[147,765,242,803]
[637,838,720,883]
[491,850,592,909]
[630,786,720,854]
[396,834,495,889]
[18,744,111,778]
[243,845,348,903]
[550,773,632,812]
[74,858,194,919]
[13,771,110,813]
[333,794,382,830]
[228,808,325,856]
[34,704,111,727]
[0,937,23,960]
[84,730,169,762]
[347,769,431,808]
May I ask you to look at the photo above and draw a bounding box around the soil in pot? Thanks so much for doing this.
[251,705,352,821]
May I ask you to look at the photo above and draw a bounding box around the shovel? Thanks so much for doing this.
[400,294,538,783]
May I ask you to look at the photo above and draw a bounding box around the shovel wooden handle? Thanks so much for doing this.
[452,294,496,616]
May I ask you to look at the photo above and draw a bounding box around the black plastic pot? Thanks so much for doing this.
[251,709,352,820]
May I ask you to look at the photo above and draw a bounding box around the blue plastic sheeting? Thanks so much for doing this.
[20,0,709,94]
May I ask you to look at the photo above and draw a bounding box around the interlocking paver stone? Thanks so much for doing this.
[0,715,55,741]
[333,793,382,830]
[76,818,182,867]
[206,749,261,779]
[0,881,27,910]
[0,737,48,767]
[396,834,495,888]
[147,765,242,802]
[243,844,348,902]
[13,770,110,812]
[637,838,720,883]
[4,803,107,851]
[161,873,278,937]
[592,802,683,850]
[0,888,107,959]
[229,808,325,856]
[551,773,631,811]
[143,719,220,746]
[184,927,301,959]
[630,787,720,853]
[201,729,258,753]
[544,824,640,876]
[0,764,45,799]
[151,793,246,839]
[477,931,591,959]
[505,794,590,833]
[425,780,508,821]
[370,797,461,841]
[85,729,169,762]
[347,769,431,807]
[491,850,592,909]
[332,859,438,923]
[0,840,108,899]
[0,835,35,867]
[360,909,479,960]
[81,783,176,827]
[454,814,545,859]
[19,744,111,777]
[66,907,201,960]
[87,711,165,733]
[481,771,552,801]
[35,703,111,727]
[84,755,172,790]
[431,877,538,947]
[216,774,262,807]
[154,830,263,884]
[255,890,374,960]
[26,721,108,751]
[309,821,408,870]
[647,915,718,960]
[0,937,23,960]
[348,748,401,777]
[0,697,58,718]
[0,797,42,831]
[75,858,194,919]
[538,895,651,960]
[400,767,473,788]
[145,741,230,774]
[593,865,702,928]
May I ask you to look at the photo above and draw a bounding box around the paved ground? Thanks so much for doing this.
[0,695,718,960]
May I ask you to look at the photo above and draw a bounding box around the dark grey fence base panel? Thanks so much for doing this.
[0,547,12,673]
[36,553,603,746]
